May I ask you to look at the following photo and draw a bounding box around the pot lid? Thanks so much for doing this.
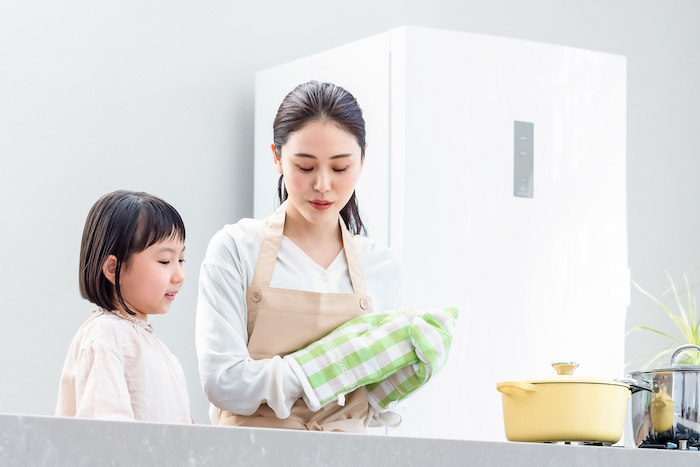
[629,364,700,376]
[628,345,700,376]
[523,362,629,387]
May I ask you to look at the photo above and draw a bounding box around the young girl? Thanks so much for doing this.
[56,190,192,423]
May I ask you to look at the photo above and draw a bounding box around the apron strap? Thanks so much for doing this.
[251,202,287,288]
[251,201,368,295]
[339,216,367,296]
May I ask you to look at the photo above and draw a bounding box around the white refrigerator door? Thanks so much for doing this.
[388,27,627,441]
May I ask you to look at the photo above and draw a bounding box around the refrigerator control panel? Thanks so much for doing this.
[514,121,534,198]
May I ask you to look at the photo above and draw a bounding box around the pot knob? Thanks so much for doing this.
[552,362,579,375]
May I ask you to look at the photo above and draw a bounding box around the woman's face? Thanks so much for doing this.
[274,120,364,228]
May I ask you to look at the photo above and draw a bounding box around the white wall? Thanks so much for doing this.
[1,0,698,427]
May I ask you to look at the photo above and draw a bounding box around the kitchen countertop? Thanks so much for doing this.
[1,413,697,466]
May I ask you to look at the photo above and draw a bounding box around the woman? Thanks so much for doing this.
[196,81,403,432]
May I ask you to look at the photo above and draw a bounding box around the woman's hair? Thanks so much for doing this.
[273,80,367,236]
[79,190,186,315]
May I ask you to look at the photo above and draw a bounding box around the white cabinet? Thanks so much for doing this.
[254,26,628,442]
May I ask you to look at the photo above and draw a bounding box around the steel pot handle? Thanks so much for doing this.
[615,377,657,394]
[671,344,700,366]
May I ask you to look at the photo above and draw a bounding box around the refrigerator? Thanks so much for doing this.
[253,26,628,441]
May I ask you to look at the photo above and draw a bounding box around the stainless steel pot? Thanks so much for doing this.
[628,344,700,448]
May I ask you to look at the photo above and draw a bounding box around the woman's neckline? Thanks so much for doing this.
[281,234,346,272]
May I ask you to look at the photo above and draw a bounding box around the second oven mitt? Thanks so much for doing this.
[365,306,458,412]
[283,309,423,411]
[283,307,459,412]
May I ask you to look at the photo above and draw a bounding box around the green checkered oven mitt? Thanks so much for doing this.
[283,307,459,412]
[365,307,458,412]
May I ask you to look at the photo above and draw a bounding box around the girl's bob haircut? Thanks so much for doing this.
[79,190,185,315]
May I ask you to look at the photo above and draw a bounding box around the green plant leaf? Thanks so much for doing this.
[686,274,698,343]
[631,273,700,369]
[666,270,689,323]
[695,296,700,337]
[627,326,683,344]
[689,282,700,293]
[626,347,675,371]
[633,279,693,342]
[644,348,676,370]
[676,352,700,366]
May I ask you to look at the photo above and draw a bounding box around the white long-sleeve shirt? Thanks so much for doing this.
[196,218,404,420]
[56,309,192,424]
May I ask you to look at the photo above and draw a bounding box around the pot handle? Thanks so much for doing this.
[496,381,537,395]
[615,377,656,394]
[671,344,700,366]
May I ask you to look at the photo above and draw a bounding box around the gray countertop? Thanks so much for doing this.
[1,413,697,466]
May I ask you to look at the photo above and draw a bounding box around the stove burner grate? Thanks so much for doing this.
[639,441,699,451]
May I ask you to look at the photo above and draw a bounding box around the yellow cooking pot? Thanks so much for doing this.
[497,362,632,444]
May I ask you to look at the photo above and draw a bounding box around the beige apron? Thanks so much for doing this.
[217,203,374,432]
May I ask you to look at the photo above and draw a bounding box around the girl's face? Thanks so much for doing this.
[274,120,364,228]
[116,236,186,321]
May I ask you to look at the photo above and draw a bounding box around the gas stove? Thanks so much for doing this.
[639,441,699,451]
[546,441,698,450]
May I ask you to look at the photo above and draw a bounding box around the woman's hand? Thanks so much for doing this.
[284,307,459,411]
[366,307,458,411]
